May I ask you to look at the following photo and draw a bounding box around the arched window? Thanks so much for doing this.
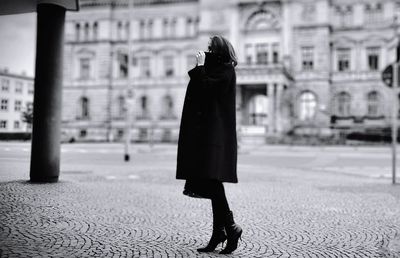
[93,22,98,40]
[367,91,381,116]
[245,9,278,31]
[75,23,80,41]
[299,91,317,121]
[248,95,268,125]
[335,92,351,116]
[84,22,90,41]
[80,97,89,119]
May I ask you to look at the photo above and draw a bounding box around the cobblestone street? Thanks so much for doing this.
[1,143,400,257]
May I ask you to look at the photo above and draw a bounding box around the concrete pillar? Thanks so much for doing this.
[30,4,66,183]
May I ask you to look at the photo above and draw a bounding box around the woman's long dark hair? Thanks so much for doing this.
[208,35,238,67]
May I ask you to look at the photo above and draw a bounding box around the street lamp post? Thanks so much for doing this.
[124,0,134,161]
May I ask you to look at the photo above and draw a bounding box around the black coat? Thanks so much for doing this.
[176,54,238,183]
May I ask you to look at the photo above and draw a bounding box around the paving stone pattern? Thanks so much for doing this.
[1,147,400,257]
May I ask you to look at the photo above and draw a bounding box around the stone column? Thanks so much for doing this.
[275,84,283,133]
[267,83,275,134]
[30,4,66,183]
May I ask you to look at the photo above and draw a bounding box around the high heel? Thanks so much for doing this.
[197,227,227,252]
[220,211,243,254]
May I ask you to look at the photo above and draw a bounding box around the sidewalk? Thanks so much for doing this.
[1,143,400,257]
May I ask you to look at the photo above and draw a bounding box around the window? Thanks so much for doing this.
[125,22,130,39]
[272,43,279,64]
[75,23,80,41]
[93,22,98,40]
[160,95,175,119]
[335,92,351,116]
[299,91,317,121]
[139,20,145,39]
[139,128,148,141]
[79,97,89,119]
[117,96,125,117]
[186,17,194,36]
[245,44,253,64]
[26,102,33,112]
[139,57,151,77]
[141,96,147,111]
[365,3,383,23]
[84,22,90,41]
[170,18,177,37]
[1,99,8,111]
[28,84,34,94]
[163,18,169,38]
[367,47,380,71]
[248,95,268,125]
[335,5,353,27]
[255,43,269,64]
[337,48,350,72]
[0,120,7,129]
[138,96,149,119]
[15,81,23,93]
[14,121,20,129]
[80,58,90,79]
[15,100,22,111]
[118,52,128,78]
[117,129,124,139]
[80,129,87,138]
[301,46,314,70]
[161,129,172,142]
[1,79,9,92]
[195,16,200,35]
[147,19,153,39]
[367,91,381,116]
[117,21,123,39]
[164,56,174,77]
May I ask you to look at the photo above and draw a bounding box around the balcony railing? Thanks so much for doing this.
[331,70,382,82]
[236,62,293,81]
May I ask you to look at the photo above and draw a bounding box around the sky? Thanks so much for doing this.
[0,13,36,77]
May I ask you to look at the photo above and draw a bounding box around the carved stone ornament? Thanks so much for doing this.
[302,3,316,22]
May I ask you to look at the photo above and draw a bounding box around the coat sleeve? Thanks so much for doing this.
[188,65,233,92]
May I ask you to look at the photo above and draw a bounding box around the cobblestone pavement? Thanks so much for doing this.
[1,143,400,257]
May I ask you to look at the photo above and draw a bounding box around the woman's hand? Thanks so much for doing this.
[196,51,206,66]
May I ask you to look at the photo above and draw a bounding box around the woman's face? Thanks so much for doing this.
[207,38,213,53]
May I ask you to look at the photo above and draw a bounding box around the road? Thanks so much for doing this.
[1,142,400,257]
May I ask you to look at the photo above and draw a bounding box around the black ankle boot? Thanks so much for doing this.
[197,226,227,252]
[220,211,242,254]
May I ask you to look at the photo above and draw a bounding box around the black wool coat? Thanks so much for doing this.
[176,54,238,183]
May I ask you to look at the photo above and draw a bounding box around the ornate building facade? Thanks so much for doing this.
[62,0,399,142]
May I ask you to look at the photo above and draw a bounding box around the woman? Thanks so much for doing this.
[176,35,242,254]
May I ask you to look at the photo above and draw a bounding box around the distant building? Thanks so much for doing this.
[62,0,398,143]
[0,69,34,133]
